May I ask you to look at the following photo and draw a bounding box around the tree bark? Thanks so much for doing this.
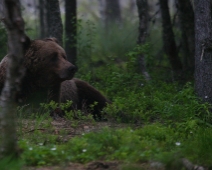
[46,0,63,45]
[129,0,136,15]
[65,0,77,64]
[0,0,7,58]
[159,0,183,80]
[99,0,106,27]
[39,0,48,38]
[194,0,212,103]
[0,0,27,158]
[44,0,64,117]
[177,0,195,76]
[136,0,150,81]
[105,0,122,26]
[0,0,4,17]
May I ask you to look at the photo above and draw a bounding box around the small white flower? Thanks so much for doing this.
[190,131,193,134]
[29,147,33,150]
[130,130,134,132]
[205,96,208,99]
[82,133,85,136]
[141,83,144,86]
[175,142,181,146]
[51,147,56,151]
[82,149,87,152]
[39,143,43,146]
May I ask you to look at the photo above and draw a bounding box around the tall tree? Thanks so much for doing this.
[159,0,183,80]
[105,0,122,27]
[129,0,136,15]
[99,0,105,27]
[46,0,63,45]
[65,0,77,64]
[194,0,212,103]
[177,0,195,76]
[0,1,4,17]
[39,0,48,38]
[0,0,27,158]
[0,1,7,58]
[136,0,150,81]
[44,0,65,117]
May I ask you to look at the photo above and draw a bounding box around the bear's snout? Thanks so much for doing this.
[58,64,77,80]
[66,65,77,79]
[68,65,78,74]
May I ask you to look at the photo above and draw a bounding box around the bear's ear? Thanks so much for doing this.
[22,35,31,52]
[44,37,59,44]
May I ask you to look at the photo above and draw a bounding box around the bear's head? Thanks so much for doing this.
[23,37,77,87]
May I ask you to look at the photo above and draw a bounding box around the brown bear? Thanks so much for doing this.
[0,36,110,120]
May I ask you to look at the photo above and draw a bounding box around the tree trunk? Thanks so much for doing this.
[39,0,48,38]
[46,0,63,45]
[194,0,212,103]
[0,0,27,158]
[99,0,106,27]
[42,0,64,117]
[136,0,150,81]
[65,0,77,64]
[0,1,4,17]
[159,0,183,80]
[129,0,136,14]
[177,0,195,77]
[105,0,122,26]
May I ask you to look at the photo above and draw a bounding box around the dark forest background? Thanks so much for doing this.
[1,0,193,83]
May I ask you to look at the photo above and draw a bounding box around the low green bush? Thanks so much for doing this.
[19,123,212,167]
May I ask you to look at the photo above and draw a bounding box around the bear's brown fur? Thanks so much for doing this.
[0,36,110,119]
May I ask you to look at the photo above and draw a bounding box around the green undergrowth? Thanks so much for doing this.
[77,43,212,127]
[0,156,23,170]
[15,66,212,168]
[17,124,212,167]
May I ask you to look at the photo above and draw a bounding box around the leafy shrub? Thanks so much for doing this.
[0,156,22,170]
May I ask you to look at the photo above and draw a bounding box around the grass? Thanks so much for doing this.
[15,119,212,167]
[0,156,23,170]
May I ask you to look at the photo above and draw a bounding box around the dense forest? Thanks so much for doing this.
[0,0,212,169]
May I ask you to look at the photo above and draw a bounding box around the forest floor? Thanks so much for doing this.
[25,162,163,170]
[22,118,164,170]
